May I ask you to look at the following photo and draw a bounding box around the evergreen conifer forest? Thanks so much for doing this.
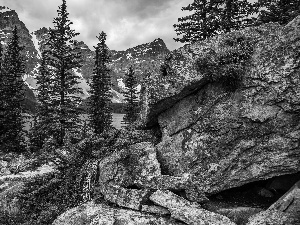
[1,0,300,224]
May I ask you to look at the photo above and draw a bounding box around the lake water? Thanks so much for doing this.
[80,113,125,129]
[24,113,125,131]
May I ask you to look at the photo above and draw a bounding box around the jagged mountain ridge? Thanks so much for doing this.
[0,5,170,107]
[0,6,39,112]
[34,27,170,93]
[0,6,39,73]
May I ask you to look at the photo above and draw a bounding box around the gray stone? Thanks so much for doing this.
[268,180,300,220]
[98,149,133,187]
[141,205,170,215]
[147,17,300,194]
[134,174,190,190]
[52,201,184,225]
[203,201,263,224]
[129,142,162,180]
[96,182,151,210]
[185,185,210,203]
[246,210,300,225]
[97,142,205,199]
[150,190,236,225]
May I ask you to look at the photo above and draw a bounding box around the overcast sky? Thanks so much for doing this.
[0,0,194,51]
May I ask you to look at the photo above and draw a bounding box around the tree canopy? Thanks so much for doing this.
[174,0,256,43]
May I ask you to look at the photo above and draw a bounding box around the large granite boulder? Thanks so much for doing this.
[96,182,151,210]
[150,190,235,225]
[140,16,300,195]
[96,142,208,204]
[52,201,184,225]
[246,210,299,225]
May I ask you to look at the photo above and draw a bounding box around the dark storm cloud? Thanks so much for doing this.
[0,0,191,50]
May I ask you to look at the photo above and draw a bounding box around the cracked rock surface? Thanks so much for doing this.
[150,190,235,225]
[140,16,300,195]
[52,202,184,225]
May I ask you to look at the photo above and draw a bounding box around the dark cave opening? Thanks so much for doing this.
[207,172,300,209]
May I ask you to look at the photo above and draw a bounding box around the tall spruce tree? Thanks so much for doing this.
[174,0,255,43]
[29,51,51,151]
[123,65,139,128]
[174,0,221,43]
[0,42,5,143]
[0,42,4,140]
[89,32,112,134]
[0,26,26,152]
[256,0,300,25]
[45,0,82,145]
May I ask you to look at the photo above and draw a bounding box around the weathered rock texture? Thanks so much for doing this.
[96,183,150,210]
[247,180,300,224]
[247,210,299,225]
[150,190,235,225]
[52,201,184,225]
[96,142,206,202]
[141,16,300,195]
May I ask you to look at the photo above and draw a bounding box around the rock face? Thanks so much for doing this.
[0,6,39,73]
[247,210,299,225]
[150,190,235,225]
[96,142,208,203]
[52,202,184,225]
[97,183,151,210]
[91,142,227,224]
[263,180,300,223]
[0,6,37,111]
[140,16,300,195]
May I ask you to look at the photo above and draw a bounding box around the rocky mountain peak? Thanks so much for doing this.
[111,38,169,62]
[0,6,170,108]
[0,6,38,73]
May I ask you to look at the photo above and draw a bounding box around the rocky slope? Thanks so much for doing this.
[0,6,38,111]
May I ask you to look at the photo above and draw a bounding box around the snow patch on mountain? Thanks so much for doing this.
[31,32,41,58]
[111,88,124,103]
[136,84,141,92]
[24,80,34,90]
[126,53,132,59]
[117,78,125,89]
[74,69,90,99]
[0,6,12,13]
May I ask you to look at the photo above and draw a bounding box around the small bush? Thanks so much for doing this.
[196,32,255,91]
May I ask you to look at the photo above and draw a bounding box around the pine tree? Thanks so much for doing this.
[174,0,255,43]
[45,0,82,145]
[89,31,112,134]
[0,42,4,134]
[174,0,221,43]
[256,0,300,25]
[123,65,139,128]
[0,26,26,152]
[29,51,51,151]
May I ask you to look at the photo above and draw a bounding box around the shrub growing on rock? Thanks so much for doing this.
[196,32,256,91]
